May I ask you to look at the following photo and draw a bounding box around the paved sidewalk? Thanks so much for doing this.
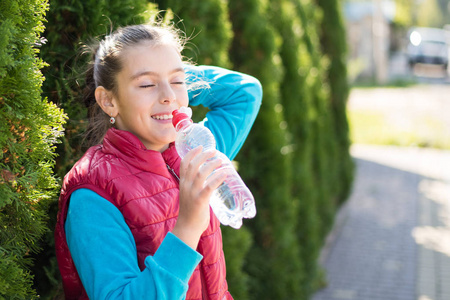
[312,144,450,300]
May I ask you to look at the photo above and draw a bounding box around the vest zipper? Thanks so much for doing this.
[166,164,180,182]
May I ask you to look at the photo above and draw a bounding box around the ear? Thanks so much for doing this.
[95,86,118,117]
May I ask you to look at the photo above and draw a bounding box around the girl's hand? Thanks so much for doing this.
[172,146,226,250]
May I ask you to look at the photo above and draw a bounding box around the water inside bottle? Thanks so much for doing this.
[214,182,236,210]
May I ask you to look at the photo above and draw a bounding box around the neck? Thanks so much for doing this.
[144,142,170,153]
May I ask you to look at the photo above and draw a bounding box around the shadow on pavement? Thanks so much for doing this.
[313,152,450,300]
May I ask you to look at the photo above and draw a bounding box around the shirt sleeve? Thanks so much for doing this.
[185,65,262,160]
[65,188,203,300]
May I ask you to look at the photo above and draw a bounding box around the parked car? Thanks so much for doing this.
[407,27,449,70]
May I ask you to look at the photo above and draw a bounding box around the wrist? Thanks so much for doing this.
[172,221,203,250]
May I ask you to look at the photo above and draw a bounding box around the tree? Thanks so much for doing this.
[267,0,335,296]
[394,0,415,27]
[24,1,355,297]
[33,0,150,296]
[153,0,233,68]
[41,0,150,177]
[417,0,444,28]
[315,0,354,208]
[0,0,66,298]
[227,0,304,299]
[152,2,255,298]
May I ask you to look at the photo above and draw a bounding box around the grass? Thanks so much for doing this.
[350,78,418,89]
[348,109,450,150]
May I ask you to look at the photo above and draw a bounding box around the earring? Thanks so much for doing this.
[110,116,116,125]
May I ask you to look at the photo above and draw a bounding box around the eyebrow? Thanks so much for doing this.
[130,67,185,80]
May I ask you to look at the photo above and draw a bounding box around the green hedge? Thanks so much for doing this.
[41,0,150,177]
[268,0,324,296]
[32,0,150,297]
[0,0,66,298]
[315,0,354,206]
[153,2,253,299]
[154,0,233,68]
[7,0,354,298]
[226,0,304,299]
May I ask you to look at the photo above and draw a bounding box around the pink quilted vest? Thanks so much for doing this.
[54,128,232,300]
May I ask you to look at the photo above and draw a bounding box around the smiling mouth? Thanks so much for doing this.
[151,114,173,120]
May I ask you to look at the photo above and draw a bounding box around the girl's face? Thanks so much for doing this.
[113,42,188,152]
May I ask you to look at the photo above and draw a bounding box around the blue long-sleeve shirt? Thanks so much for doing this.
[65,65,262,299]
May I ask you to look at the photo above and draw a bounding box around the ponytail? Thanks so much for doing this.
[81,45,111,147]
[83,56,97,109]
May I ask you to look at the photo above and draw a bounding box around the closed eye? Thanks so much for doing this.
[171,82,185,85]
[140,84,155,88]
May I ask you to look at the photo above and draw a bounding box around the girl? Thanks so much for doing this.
[54,24,262,299]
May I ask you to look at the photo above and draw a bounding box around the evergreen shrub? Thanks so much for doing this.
[0,0,66,298]
[33,0,150,296]
[23,0,354,298]
[267,0,325,296]
[154,0,233,68]
[315,0,354,206]
[227,0,304,299]
[152,4,257,299]
[41,0,150,176]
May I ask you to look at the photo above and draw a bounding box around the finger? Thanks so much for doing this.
[200,169,227,199]
[180,146,203,177]
[184,149,217,181]
[198,155,224,179]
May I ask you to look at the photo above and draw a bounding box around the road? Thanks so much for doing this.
[312,86,450,300]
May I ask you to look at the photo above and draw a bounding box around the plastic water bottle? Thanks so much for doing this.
[172,107,256,229]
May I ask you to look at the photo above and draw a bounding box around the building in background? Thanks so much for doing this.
[344,0,396,83]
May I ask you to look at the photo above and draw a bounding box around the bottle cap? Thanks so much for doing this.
[172,109,191,128]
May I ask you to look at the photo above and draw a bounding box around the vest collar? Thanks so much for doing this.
[102,128,179,179]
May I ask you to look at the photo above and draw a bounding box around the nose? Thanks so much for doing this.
[160,82,176,104]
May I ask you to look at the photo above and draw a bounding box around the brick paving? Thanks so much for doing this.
[312,145,450,300]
